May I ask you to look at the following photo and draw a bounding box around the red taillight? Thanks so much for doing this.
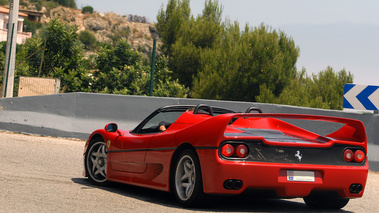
[221,143,249,158]
[221,144,234,157]
[343,149,365,163]
[354,150,365,163]
[343,149,354,162]
[235,144,248,158]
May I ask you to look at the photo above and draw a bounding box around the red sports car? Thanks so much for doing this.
[83,104,368,209]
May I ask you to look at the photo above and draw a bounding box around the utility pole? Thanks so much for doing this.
[2,0,19,98]
[149,38,157,96]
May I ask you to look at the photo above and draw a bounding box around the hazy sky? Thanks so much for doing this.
[76,0,379,85]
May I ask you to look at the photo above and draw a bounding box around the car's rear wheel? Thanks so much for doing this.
[173,149,204,207]
[85,138,109,186]
[303,196,349,209]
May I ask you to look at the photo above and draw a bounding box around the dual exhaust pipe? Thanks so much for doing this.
[224,179,243,190]
[349,184,363,194]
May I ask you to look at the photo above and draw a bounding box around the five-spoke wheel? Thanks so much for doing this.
[174,149,204,207]
[85,139,109,186]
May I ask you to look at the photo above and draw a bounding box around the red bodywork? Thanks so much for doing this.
[84,107,368,199]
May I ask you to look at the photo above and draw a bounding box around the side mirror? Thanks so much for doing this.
[105,123,118,132]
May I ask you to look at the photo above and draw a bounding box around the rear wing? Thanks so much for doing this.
[225,113,367,145]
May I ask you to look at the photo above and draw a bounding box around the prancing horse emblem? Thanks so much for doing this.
[295,150,302,162]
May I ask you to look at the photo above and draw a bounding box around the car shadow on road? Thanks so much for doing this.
[72,178,352,212]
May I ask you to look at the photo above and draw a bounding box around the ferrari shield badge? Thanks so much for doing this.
[107,140,111,149]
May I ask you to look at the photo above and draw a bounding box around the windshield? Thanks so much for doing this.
[142,111,184,130]
[131,105,235,134]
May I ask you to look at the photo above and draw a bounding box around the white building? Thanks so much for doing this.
[0,6,32,44]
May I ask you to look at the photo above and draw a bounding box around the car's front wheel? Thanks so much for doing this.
[173,149,204,207]
[85,138,109,186]
[303,196,349,209]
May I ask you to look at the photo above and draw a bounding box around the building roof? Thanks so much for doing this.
[19,9,44,17]
[0,6,28,17]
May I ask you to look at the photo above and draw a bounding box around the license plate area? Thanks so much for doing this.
[287,170,315,182]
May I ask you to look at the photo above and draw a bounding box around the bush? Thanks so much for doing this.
[53,0,76,9]
[23,19,43,35]
[79,30,96,49]
[0,0,8,6]
[35,0,43,11]
[82,6,94,14]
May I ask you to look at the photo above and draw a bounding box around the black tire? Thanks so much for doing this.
[85,138,109,186]
[173,149,204,207]
[303,196,349,209]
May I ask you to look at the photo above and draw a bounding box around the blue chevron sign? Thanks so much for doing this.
[343,84,379,111]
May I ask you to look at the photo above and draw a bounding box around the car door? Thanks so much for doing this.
[110,110,183,173]
[110,133,154,173]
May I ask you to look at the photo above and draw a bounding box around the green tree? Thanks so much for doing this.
[153,55,189,97]
[158,0,298,96]
[256,67,353,110]
[53,0,76,8]
[310,67,353,109]
[23,18,90,92]
[92,39,188,97]
[92,39,141,92]
[35,0,43,11]
[169,0,224,88]
[82,6,94,14]
[23,18,44,35]
[156,0,191,57]
[92,39,147,94]
[0,0,8,6]
[40,18,83,75]
[23,37,44,77]
[0,41,41,96]
[193,23,299,102]
[79,30,97,50]
[192,20,241,100]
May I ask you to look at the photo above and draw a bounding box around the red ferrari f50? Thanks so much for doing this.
[83,104,368,209]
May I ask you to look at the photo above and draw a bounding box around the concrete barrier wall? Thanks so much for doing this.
[1,92,378,142]
[0,92,378,143]
[2,92,378,170]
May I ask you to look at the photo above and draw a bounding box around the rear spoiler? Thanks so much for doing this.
[229,113,367,144]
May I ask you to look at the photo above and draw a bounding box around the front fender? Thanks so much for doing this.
[83,127,122,177]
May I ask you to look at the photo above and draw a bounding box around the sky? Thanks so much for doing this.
[76,0,379,86]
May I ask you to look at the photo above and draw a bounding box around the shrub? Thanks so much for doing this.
[79,30,96,49]
[0,0,8,6]
[82,6,94,14]
[23,19,43,35]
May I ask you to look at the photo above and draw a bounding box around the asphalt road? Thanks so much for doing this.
[1,131,378,213]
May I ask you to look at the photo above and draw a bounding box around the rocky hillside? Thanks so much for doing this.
[46,6,159,55]
[6,0,160,56]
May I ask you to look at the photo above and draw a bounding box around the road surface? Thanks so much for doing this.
[1,131,378,212]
